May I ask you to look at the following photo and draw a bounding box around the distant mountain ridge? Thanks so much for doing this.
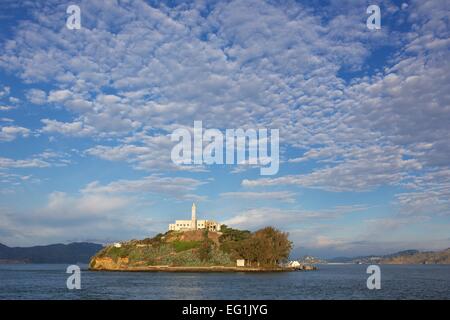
[0,242,103,264]
[328,248,450,264]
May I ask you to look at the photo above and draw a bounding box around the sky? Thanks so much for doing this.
[0,0,449,258]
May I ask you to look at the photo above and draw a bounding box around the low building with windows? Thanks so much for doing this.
[169,203,222,232]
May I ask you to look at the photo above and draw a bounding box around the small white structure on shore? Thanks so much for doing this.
[113,242,122,248]
[288,260,301,268]
[236,259,245,267]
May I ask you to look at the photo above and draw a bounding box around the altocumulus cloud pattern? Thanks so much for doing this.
[0,0,448,258]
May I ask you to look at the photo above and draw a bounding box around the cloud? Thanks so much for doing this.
[0,125,30,141]
[223,205,367,230]
[81,174,206,199]
[0,172,208,245]
[3,0,446,180]
[244,145,422,192]
[220,191,297,203]
[85,144,150,161]
[8,96,19,104]
[0,105,14,111]
[0,150,71,170]
[0,171,40,190]
[41,191,131,219]
[47,89,72,102]
[0,86,10,97]
[26,88,47,104]
[0,0,370,139]
[41,119,96,137]
[85,133,207,172]
[0,191,155,246]
[395,168,450,216]
[0,157,49,168]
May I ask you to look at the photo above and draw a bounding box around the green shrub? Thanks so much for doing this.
[106,246,125,262]
[166,250,203,266]
[126,244,174,265]
[209,248,233,266]
[172,240,200,252]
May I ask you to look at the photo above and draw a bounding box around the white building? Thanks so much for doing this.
[169,203,222,232]
[288,260,301,268]
[236,259,245,267]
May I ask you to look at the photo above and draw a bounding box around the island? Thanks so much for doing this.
[89,226,318,272]
[89,203,316,272]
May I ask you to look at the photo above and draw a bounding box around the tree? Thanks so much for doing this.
[242,227,292,266]
[219,225,292,267]
[254,227,292,265]
[219,225,251,258]
[219,225,251,242]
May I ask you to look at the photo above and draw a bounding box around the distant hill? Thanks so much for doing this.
[0,242,104,264]
[328,248,450,264]
[381,248,450,264]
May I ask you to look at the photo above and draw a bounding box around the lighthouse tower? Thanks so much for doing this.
[191,202,197,230]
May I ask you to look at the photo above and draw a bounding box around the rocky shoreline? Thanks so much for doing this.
[89,265,317,272]
[90,265,288,272]
[89,256,318,272]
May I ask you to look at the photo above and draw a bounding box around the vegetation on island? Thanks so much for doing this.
[90,225,293,270]
[219,225,292,266]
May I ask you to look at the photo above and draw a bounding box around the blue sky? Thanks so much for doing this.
[0,0,449,258]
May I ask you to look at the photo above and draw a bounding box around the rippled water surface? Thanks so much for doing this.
[0,264,449,299]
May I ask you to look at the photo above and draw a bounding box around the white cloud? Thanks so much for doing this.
[223,205,367,230]
[0,0,370,139]
[85,144,151,162]
[0,157,49,168]
[41,119,95,137]
[0,191,156,246]
[26,89,47,105]
[43,191,131,219]
[0,125,30,141]
[8,97,19,104]
[85,133,207,172]
[245,145,422,192]
[0,86,10,97]
[0,151,71,170]
[47,89,72,102]
[220,191,296,203]
[81,175,206,199]
[395,168,450,216]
